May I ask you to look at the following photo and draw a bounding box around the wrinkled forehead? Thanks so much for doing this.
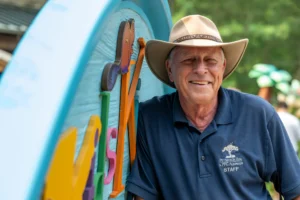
[173,46,223,57]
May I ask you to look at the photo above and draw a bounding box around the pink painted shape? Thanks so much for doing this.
[104,128,118,185]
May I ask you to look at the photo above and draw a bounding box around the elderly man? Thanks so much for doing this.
[126,15,300,199]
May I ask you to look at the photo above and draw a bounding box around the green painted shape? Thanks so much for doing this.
[94,172,104,199]
[95,91,111,200]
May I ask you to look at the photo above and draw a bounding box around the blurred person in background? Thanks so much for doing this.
[277,101,300,153]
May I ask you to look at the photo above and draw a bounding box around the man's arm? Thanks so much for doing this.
[135,196,144,200]
[125,106,161,199]
[294,195,300,200]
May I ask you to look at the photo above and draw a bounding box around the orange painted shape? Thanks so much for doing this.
[111,38,146,198]
[130,60,136,65]
[126,38,146,122]
[43,128,77,200]
[110,69,130,198]
[72,115,102,200]
[128,101,136,168]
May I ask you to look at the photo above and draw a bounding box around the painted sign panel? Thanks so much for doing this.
[0,0,174,199]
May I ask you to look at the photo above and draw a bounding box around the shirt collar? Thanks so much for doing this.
[172,87,232,125]
[214,87,233,125]
[172,92,189,124]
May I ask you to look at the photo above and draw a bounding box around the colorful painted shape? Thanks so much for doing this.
[0,1,173,200]
[95,92,110,200]
[42,128,77,200]
[72,116,101,200]
[101,19,135,91]
[111,38,146,198]
[83,186,95,200]
[104,128,118,184]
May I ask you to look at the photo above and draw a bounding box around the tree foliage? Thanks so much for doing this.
[169,0,300,95]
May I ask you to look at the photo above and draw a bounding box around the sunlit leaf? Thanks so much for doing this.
[275,82,290,94]
[257,75,274,87]
[248,69,264,78]
[270,70,292,83]
[291,79,300,91]
[253,64,276,74]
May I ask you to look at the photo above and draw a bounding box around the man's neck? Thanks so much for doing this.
[179,95,218,132]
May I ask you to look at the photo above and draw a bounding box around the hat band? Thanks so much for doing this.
[173,34,222,43]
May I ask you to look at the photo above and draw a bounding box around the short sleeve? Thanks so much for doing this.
[265,112,300,199]
[126,107,160,200]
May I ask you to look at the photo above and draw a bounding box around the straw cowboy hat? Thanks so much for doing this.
[145,15,249,88]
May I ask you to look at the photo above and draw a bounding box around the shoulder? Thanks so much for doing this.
[139,92,176,116]
[224,88,275,121]
[139,92,175,113]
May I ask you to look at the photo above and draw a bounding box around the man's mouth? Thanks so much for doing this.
[189,81,211,85]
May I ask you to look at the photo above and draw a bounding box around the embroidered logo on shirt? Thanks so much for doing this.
[219,143,243,173]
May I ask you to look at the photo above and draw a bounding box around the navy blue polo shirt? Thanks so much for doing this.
[126,87,300,199]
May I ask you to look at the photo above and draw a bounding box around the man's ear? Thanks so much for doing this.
[165,59,174,82]
[222,58,226,71]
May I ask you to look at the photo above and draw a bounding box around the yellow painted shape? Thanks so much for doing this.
[43,127,77,200]
[71,115,102,200]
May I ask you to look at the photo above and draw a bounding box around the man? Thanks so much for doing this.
[126,15,300,199]
[277,101,300,153]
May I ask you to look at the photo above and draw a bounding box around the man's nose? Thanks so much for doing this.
[193,61,207,74]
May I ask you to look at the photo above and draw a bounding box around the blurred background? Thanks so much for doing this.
[168,0,300,104]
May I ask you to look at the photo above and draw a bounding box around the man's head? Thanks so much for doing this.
[277,101,288,111]
[145,15,248,94]
[166,46,226,104]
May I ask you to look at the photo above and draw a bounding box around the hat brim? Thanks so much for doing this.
[145,38,249,88]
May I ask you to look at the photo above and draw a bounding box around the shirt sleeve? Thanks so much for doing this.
[265,111,300,199]
[126,107,160,200]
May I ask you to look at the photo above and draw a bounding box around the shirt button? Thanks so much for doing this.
[201,156,206,161]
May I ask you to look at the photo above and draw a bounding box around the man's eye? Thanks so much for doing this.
[183,58,195,63]
[206,59,217,64]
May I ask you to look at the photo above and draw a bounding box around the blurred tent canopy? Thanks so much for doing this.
[0,49,11,73]
[0,0,45,54]
[0,0,46,9]
[169,0,300,95]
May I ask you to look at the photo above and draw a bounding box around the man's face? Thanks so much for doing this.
[166,46,226,105]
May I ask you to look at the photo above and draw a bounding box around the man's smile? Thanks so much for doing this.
[188,80,212,86]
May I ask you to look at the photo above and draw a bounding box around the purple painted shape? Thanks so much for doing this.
[83,186,95,200]
[86,169,94,187]
[85,155,95,188]
[82,129,98,198]
[104,128,118,184]
[94,129,99,147]
[120,64,129,74]
[101,63,120,91]
[91,155,95,168]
